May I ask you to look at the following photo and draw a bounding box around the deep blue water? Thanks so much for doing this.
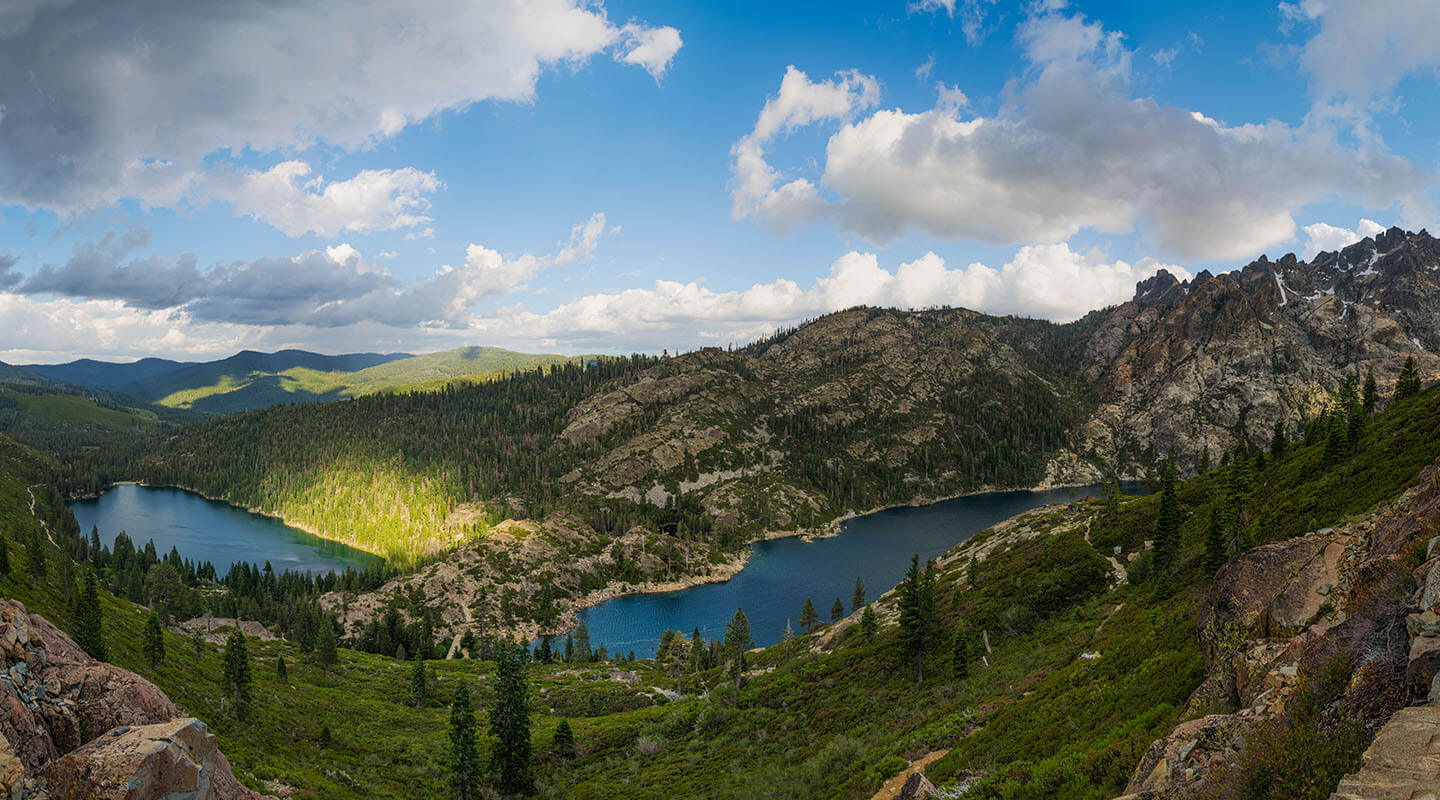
[67,484,381,575]
[576,484,1138,659]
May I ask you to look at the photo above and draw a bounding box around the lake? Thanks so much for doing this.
[574,483,1136,659]
[67,484,381,575]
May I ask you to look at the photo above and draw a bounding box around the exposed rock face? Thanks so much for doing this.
[44,718,260,800]
[1124,458,1440,799]
[1078,227,1440,475]
[1329,706,1440,800]
[0,599,268,799]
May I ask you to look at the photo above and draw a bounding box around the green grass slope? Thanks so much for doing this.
[140,347,586,414]
[6,382,1436,799]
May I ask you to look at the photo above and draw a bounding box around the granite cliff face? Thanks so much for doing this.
[0,599,267,799]
[1077,227,1440,477]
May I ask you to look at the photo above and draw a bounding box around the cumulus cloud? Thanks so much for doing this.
[6,213,611,328]
[204,162,443,238]
[0,0,681,213]
[500,243,1184,351]
[1298,219,1387,260]
[729,66,879,229]
[1281,0,1440,112]
[910,0,999,45]
[617,24,683,80]
[731,8,1427,260]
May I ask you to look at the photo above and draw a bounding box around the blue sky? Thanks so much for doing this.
[0,0,1437,361]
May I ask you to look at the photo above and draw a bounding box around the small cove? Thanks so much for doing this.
[67,484,381,576]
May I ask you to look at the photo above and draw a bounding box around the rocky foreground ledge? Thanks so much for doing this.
[1117,459,1440,799]
[0,598,270,799]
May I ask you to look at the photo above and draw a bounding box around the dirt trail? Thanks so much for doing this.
[26,484,60,548]
[446,602,475,659]
[870,749,950,800]
[1082,516,1127,586]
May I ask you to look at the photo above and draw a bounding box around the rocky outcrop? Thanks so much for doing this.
[44,718,259,800]
[1329,706,1440,800]
[1078,228,1440,476]
[1123,458,1440,799]
[0,599,268,799]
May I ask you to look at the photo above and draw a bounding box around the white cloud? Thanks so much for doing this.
[916,54,936,81]
[3,213,610,329]
[730,9,1427,260]
[0,0,681,213]
[910,0,999,46]
[729,66,880,228]
[555,213,612,266]
[206,161,442,238]
[1298,218,1387,259]
[1282,0,1440,112]
[499,243,1184,351]
[617,25,683,80]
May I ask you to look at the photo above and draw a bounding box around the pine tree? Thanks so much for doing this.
[798,597,819,632]
[143,611,165,670]
[448,683,481,800]
[72,569,107,661]
[722,608,752,693]
[317,615,338,674]
[25,528,46,590]
[411,658,428,707]
[221,629,252,721]
[276,656,288,683]
[1324,404,1348,463]
[1270,419,1287,460]
[966,554,979,586]
[860,604,878,639]
[0,526,9,578]
[830,597,845,622]
[1395,356,1422,401]
[551,719,576,760]
[1362,369,1378,415]
[897,555,932,682]
[191,628,204,658]
[852,577,865,612]
[1151,456,1182,586]
[1198,446,1211,474]
[951,622,970,679]
[1203,505,1227,574]
[1343,372,1366,446]
[490,643,532,794]
[573,621,592,663]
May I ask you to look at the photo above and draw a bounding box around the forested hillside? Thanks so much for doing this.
[6,371,1435,799]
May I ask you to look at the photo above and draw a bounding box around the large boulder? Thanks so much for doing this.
[1121,714,1252,797]
[1330,706,1440,800]
[43,717,262,800]
[0,599,272,799]
[1197,530,1353,670]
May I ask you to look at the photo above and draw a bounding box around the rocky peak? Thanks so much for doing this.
[1132,270,1187,306]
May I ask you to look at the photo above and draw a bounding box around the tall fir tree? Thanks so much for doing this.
[551,719,576,760]
[830,597,845,622]
[1324,401,1348,463]
[951,622,970,679]
[852,577,866,612]
[448,683,481,800]
[1203,505,1227,574]
[897,555,934,682]
[1270,419,1287,460]
[722,608,752,693]
[1151,456,1183,589]
[798,597,819,632]
[860,604,878,640]
[573,621,592,663]
[25,528,46,590]
[317,615,338,674]
[490,642,532,795]
[411,658,428,707]
[72,569,107,661]
[276,656,288,684]
[1395,356,1421,401]
[221,628,252,721]
[143,611,165,670]
[0,526,9,578]
[1362,369,1378,415]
